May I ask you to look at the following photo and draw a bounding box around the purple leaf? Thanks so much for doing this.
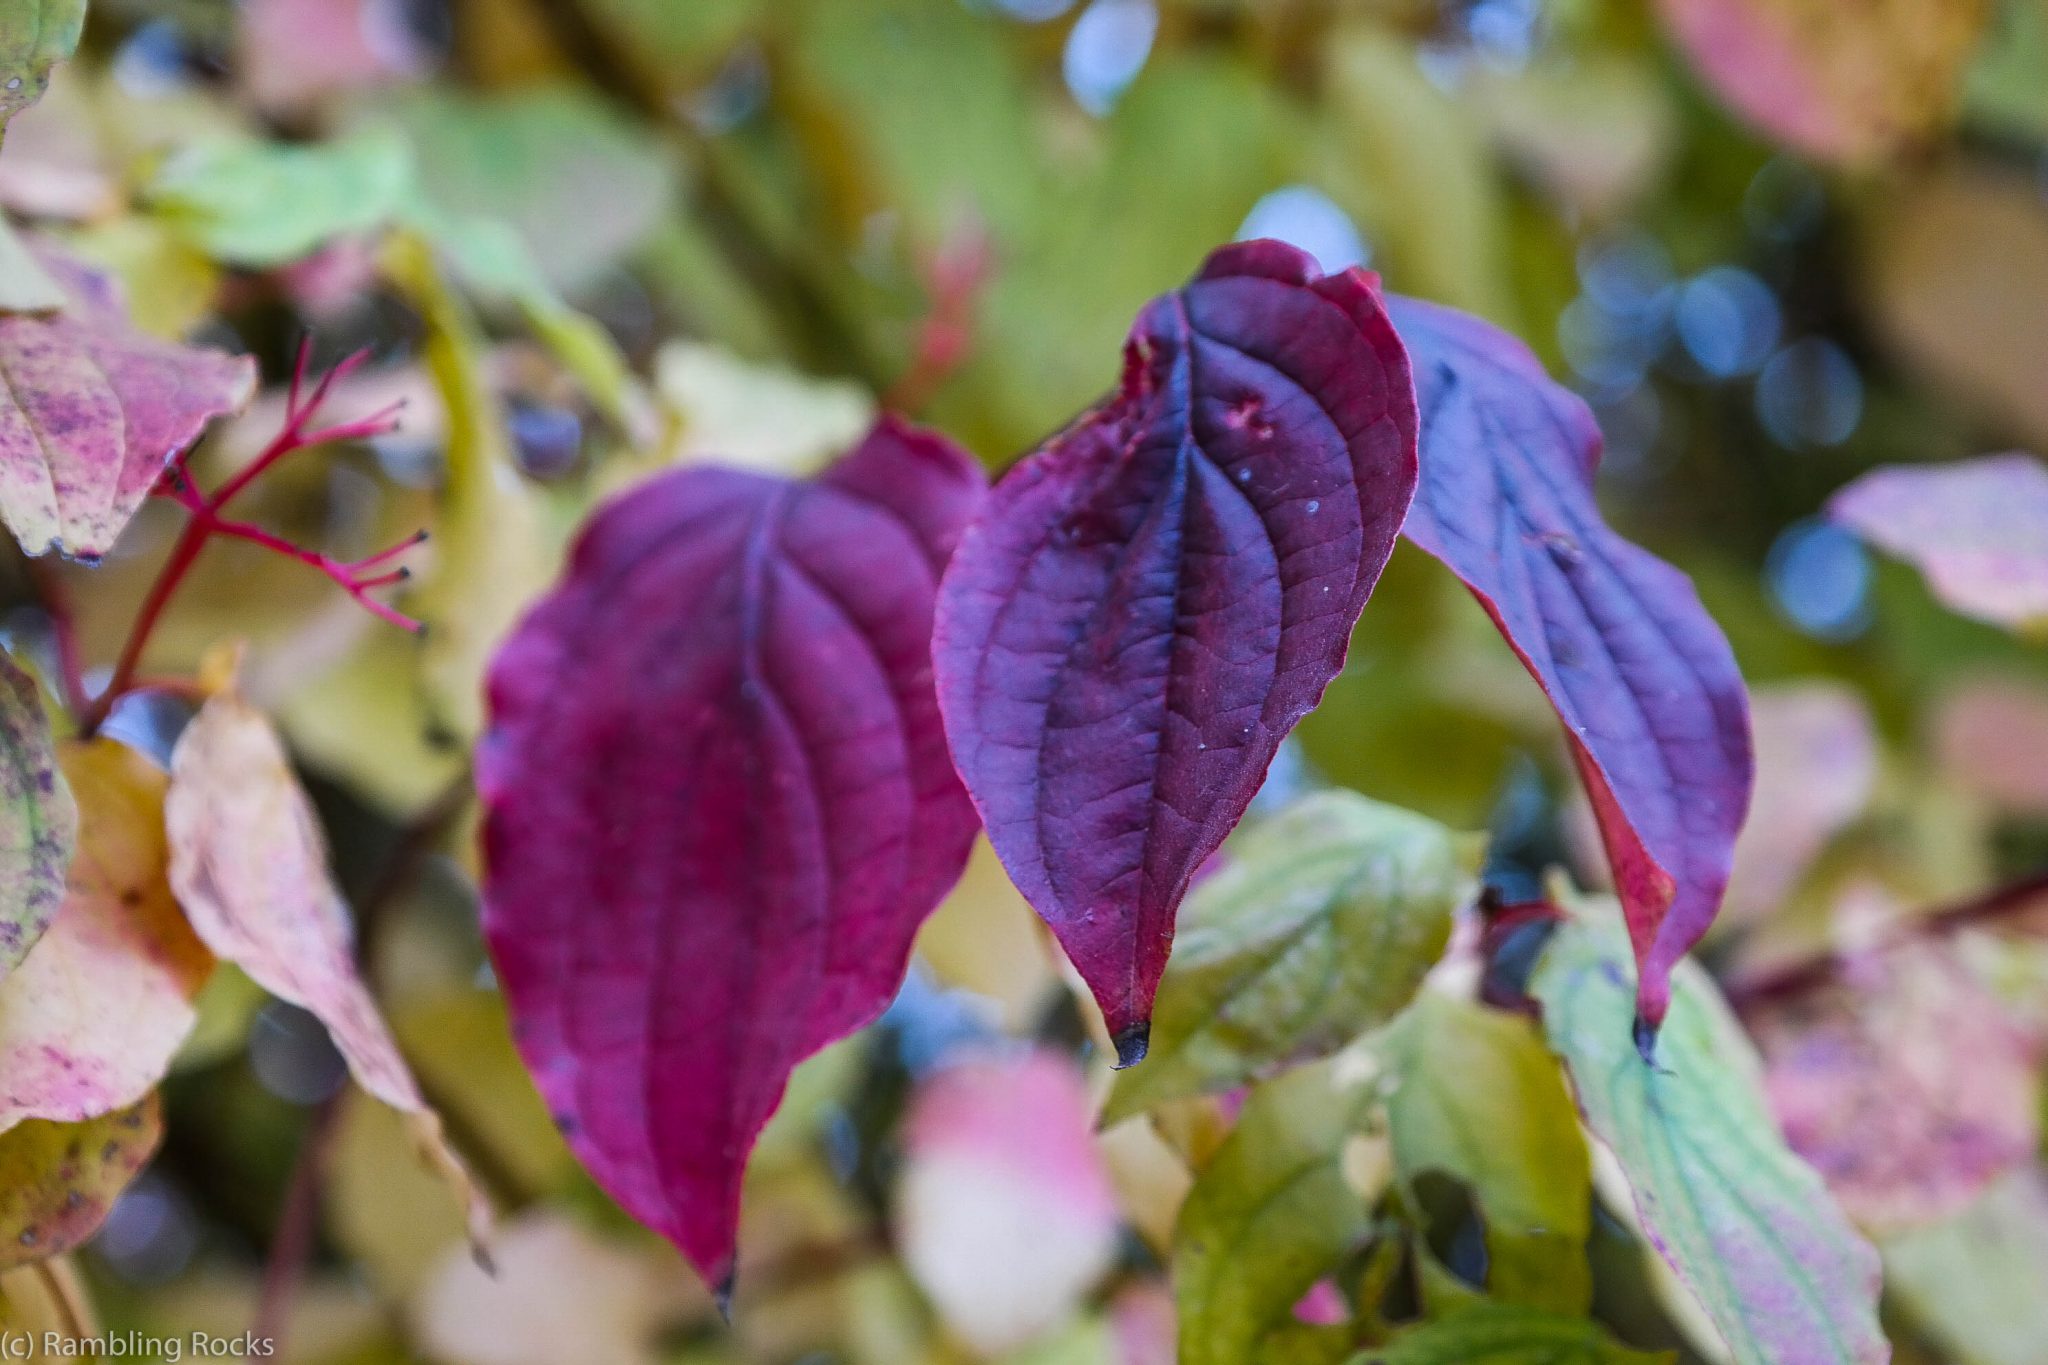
[1388,295,1753,1034]
[931,241,1419,1060]
[478,418,985,1294]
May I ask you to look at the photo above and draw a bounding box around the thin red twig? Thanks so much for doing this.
[884,222,992,415]
[78,349,425,734]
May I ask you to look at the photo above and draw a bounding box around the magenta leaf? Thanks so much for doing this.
[1387,295,1753,1036]
[478,417,985,1295]
[931,241,1419,1061]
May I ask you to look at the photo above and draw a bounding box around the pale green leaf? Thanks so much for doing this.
[1174,1056,1387,1365]
[1530,906,1885,1365]
[0,0,84,137]
[1382,994,1593,1314]
[1352,1304,1671,1365]
[1105,792,1465,1125]
[1883,1168,2048,1365]
[148,126,415,267]
[0,220,61,312]
[382,84,679,294]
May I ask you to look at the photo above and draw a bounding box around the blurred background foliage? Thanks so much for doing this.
[2,0,2046,1361]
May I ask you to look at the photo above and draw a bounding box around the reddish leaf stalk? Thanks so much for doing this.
[79,347,423,735]
[1724,866,2048,1010]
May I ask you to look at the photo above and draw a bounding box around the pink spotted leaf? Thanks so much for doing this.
[0,242,254,560]
[1388,295,1753,1037]
[931,240,1419,1060]
[479,418,986,1296]
[1827,452,2048,634]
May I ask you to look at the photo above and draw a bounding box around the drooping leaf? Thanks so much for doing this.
[0,1097,162,1272]
[1103,792,1464,1124]
[894,1051,1120,1355]
[1653,0,1992,163]
[1352,1304,1671,1365]
[1531,904,1885,1365]
[478,417,986,1292]
[0,652,72,983]
[1174,1056,1387,1365]
[0,0,84,138]
[1746,938,2041,1232]
[1381,994,1593,1314]
[0,243,255,559]
[933,240,1419,1058]
[1883,1168,2048,1365]
[1827,453,2048,635]
[0,740,211,1133]
[164,687,490,1248]
[147,126,415,268]
[1389,295,1753,1033]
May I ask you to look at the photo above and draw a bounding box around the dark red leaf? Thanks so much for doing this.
[1388,295,1753,1034]
[478,418,986,1293]
[931,240,1419,1060]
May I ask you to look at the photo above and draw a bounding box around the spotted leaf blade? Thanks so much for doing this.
[479,418,985,1293]
[932,240,1419,1059]
[1389,296,1753,1032]
[0,651,73,982]
[0,244,254,559]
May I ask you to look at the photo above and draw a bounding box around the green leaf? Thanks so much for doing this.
[0,1097,162,1271]
[381,84,679,294]
[1882,1169,2048,1365]
[1174,1056,1387,1365]
[1530,906,1886,1365]
[1382,994,1593,1314]
[148,126,415,267]
[1351,1304,1671,1364]
[0,0,84,138]
[0,652,72,983]
[1104,792,1465,1125]
[0,220,61,312]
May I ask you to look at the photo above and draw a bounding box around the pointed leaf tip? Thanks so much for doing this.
[481,418,986,1289]
[1389,295,1752,1027]
[933,239,1419,1045]
[1112,1023,1150,1070]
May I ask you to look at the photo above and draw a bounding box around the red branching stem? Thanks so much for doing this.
[79,351,424,735]
[884,223,992,415]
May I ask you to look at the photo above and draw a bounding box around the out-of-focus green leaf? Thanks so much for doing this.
[0,219,61,311]
[653,340,872,477]
[1531,904,1886,1365]
[0,0,84,137]
[1351,1304,1671,1364]
[147,126,414,267]
[0,1096,161,1271]
[1964,0,2048,142]
[1174,1056,1387,1365]
[1316,24,1514,323]
[1104,792,1465,1125]
[410,207,655,441]
[1382,994,1593,1314]
[384,233,559,743]
[383,84,679,294]
[1883,1168,2048,1365]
